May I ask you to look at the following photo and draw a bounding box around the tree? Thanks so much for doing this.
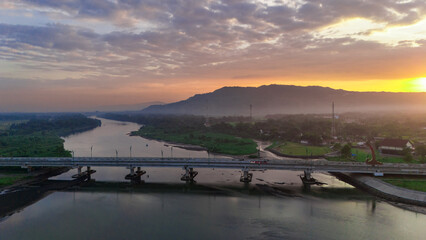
[402,147,413,162]
[332,143,342,151]
[415,144,426,161]
[341,144,352,159]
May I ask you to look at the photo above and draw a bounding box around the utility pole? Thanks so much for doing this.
[331,102,336,138]
[205,100,210,127]
[250,104,253,121]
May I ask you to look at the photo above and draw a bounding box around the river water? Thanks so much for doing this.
[0,118,425,240]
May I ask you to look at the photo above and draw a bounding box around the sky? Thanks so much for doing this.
[1,0,426,112]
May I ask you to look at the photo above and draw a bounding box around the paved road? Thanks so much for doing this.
[0,157,425,176]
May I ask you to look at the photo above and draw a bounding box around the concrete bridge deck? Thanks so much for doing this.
[0,157,425,176]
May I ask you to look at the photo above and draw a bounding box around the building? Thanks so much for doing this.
[378,139,414,155]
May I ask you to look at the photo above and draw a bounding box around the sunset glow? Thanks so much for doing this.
[413,78,426,92]
[0,0,426,111]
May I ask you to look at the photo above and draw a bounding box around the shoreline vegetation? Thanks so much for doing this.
[103,113,259,156]
[0,114,101,187]
[131,125,257,156]
[267,141,332,157]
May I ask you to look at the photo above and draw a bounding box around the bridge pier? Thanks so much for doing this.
[125,166,146,183]
[181,166,198,182]
[86,166,96,180]
[240,169,253,183]
[71,166,96,180]
[300,169,316,187]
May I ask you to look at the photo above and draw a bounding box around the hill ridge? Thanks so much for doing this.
[142,84,426,116]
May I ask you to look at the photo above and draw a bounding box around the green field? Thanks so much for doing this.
[0,175,29,187]
[350,148,421,164]
[327,148,422,164]
[133,126,258,155]
[383,179,426,192]
[271,142,331,156]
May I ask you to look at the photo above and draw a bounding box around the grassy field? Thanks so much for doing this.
[271,142,331,156]
[383,179,426,192]
[133,126,258,155]
[350,148,421,163]
[328,148,423,164]
[0,175,29,187]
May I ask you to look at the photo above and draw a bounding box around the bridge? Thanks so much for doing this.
[1,157,425,184]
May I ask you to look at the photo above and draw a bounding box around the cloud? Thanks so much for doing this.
[0,23,102,51]
[0,0,426,110]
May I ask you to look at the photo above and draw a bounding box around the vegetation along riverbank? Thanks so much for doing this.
[0,113,101,187]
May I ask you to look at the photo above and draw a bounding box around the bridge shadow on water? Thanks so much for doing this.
[0,177,374,221]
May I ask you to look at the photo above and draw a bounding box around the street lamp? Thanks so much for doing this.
[116,149,118,158]
[130,145,132,158]
[171,146,173,158]
[90,146,93,158]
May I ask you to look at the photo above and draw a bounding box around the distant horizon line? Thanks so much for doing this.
[1,83,425,113]
[215,83,426,94]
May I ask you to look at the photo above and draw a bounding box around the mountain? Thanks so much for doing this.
[93,101,165,112]
[141,85,426,116]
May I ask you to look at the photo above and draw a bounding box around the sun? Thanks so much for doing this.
[414,78,426,92]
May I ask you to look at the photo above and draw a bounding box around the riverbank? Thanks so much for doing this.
[0,176,85,220]
[0,167,70,193]
[332,172,426,210]
[0,114,101,158]
[163,142,207,151]
[267,141,332,158]
[131,126,258,156]
[1,167,72,219]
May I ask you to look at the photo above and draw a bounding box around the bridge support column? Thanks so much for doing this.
[72,166,92,180]
[125,166,146,183]
[300,169,316,187]
[87,166,92,180]
[181,166,198,182]
[82,166,96,181]
[136,167,146,176]
[240,169,253,183]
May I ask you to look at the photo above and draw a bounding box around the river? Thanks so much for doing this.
[0,118,424,240]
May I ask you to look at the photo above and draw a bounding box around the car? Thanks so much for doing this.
[250,160,268,164]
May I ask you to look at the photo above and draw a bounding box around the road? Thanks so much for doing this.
[0,157,425,176]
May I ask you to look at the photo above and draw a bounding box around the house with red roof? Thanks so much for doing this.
[378,139,414,155]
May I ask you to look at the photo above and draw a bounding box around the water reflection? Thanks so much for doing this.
[1,185,424,240]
